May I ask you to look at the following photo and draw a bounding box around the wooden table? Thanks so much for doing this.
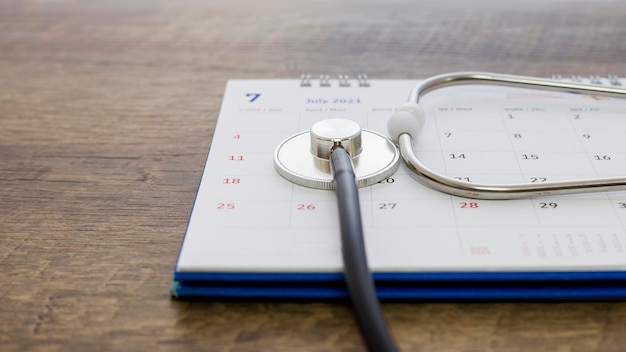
[2,0,626,350]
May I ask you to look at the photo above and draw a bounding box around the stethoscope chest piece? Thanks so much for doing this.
[274,119,400,190]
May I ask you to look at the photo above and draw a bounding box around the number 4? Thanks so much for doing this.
[246,93,261,102]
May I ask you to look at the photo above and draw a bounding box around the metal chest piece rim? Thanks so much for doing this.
[274,119,400,190]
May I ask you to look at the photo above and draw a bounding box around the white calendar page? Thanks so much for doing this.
[176,78,626,274]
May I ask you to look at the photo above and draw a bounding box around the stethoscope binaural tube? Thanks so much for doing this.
[387,72,626,200]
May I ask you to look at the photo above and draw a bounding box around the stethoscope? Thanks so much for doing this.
[273,72,626,351]
[276,72,626,198]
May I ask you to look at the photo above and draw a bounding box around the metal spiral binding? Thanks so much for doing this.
[552,74,623,86]
[299,73,370,87]
[609,75,622,86]
[320,74,331,87]
[300,74,311,87]
[299,73,623,88]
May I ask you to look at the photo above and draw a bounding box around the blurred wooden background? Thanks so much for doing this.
[1,0,625,350]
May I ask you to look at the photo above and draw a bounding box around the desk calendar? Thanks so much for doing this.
[172,75,626,300]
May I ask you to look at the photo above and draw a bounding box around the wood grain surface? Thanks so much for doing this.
[1,0,626,351]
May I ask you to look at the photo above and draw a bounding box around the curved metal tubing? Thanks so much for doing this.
[408,72,626,102]
[400,72,626,200]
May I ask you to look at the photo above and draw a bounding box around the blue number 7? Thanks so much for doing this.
[246,93,261,102]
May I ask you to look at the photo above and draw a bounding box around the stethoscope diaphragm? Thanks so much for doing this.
[274,119,400,190]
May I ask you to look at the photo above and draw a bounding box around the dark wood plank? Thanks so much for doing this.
[1,0,626,350]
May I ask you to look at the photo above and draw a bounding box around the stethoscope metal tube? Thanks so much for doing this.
[398,134,626,200]
[408,71,626,102]
[395,71,626,200]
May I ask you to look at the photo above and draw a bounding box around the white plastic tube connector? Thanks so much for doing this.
[387,102,425,143]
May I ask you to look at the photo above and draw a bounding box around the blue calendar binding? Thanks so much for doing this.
[173,76,626,301]
[172,271,626,300]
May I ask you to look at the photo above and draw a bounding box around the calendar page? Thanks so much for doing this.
[176,77,626,275]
